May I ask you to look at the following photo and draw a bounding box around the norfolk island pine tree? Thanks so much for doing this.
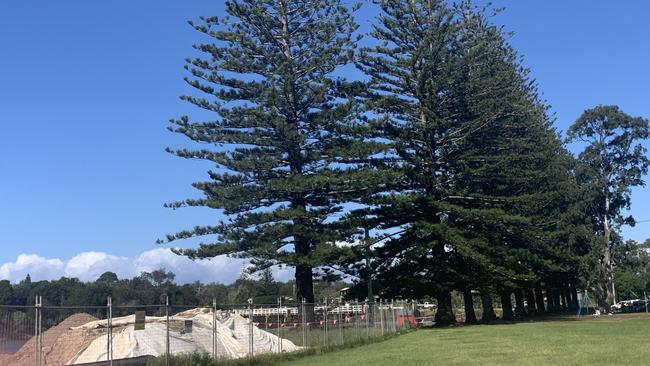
[162,0,385,320]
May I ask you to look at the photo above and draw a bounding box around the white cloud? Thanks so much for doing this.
[133,248,249,284]
[0,254,65,283]
[0,249,261,284]
[270,265,294,283]
[65,251,131,281]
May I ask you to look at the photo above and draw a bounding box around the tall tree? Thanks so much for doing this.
[567,105,649,311]
[162,0,376,319]
[442,1,564,320]
[355,0,588,324]
[356,0,464,325]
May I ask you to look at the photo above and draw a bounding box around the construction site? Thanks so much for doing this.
[0,300,415,366]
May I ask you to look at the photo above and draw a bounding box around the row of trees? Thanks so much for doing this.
[3,238,648,311]
[0,269,347,307]
[164,0,649,324]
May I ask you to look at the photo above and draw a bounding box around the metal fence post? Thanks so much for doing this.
[388,299,391,333]
[370,301,379,337]
[406,300,410,330]
[390,300,394,333]
[301,299,306,347]
[324,298,328,347]
[404,300,409,330]
[34,295,42,366]
[106,297,109,364]
[107,296,113,366]
[386,299,390,333]
[365,300,369,339]
[391,299,395,333]
[248,298,253,359]
[277,297,282,354]
[165,295,170,366]
[355,300,360,342]
[379,299,384,337]
[212,298,217,359]
[39,295,43,366]
[338,306,343,346]
[34,295,38,366]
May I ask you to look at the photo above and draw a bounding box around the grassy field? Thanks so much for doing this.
[280,313,650,366]
[151,313,650,366]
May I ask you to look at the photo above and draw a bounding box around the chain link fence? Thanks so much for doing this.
[0,297,418,366]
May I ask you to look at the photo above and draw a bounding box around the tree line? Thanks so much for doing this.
[0,269,347,307]
[162,0,650,324]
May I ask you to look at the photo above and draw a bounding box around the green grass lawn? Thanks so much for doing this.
[281,314,650,366]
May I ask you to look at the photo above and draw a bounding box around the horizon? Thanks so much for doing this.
[1,0,649,284]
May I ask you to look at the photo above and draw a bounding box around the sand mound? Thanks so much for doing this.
[0,313,100,366]
[69,310,299,364]
[1,308,299,366]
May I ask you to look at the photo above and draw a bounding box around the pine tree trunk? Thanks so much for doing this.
[500,291,514,321]
[601,195,614,312]
[434,291,456,326]
[281,0,316,323]
[534,283,546,314]
[295,264,315,322]
[525,286,537,316]
[553,289,564,312]
[545,284,555,312]
[514,289,526,318]
[293,198,314,321]
[570,284,579,310]
[463,289,477,324]
[562,286,571,310]
[480,288,497,322]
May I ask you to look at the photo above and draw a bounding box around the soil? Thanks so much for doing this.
[0,313,100,366]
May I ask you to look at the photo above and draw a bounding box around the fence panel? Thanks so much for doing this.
[40,305,108,366]
[0,305,36,366]
[1,298,415,366]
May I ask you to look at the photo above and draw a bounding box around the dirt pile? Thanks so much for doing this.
[70,309,299,363]
[0,313,100,366]
[1,308,301,366]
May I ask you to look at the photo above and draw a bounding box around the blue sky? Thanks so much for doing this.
[0,0,648,283]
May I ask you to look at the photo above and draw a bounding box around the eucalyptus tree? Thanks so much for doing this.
[567,105,649,310]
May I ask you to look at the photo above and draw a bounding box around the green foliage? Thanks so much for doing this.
[0,280,14,305]
[351,0,475,323]
[567,105,650,308]
[614,270,646,300]
[0,271,349,308]
[568,105,650,229]
[345,0,587,321]
[162,0,648,320]
[612,239,650,300]
[164,0,380,305]
[96,271,119,285]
